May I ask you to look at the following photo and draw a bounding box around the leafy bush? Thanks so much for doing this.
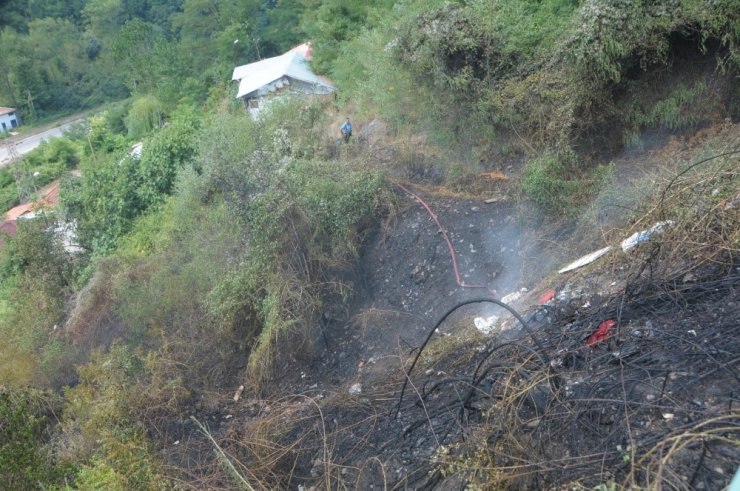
[522,151,612,215]
[0,387,66,489]
[38,137,82,169]
[60,344,174,490]
[63,108,199,254]
[126,94,164,139]
[85,114,127,158]
[0,218,78,386]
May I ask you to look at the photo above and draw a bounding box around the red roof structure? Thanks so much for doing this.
[0,107,15,116]
[5,180,61,220]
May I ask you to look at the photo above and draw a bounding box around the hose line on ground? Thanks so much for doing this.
[393,297,549,420]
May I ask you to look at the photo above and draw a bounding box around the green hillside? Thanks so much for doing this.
[0,1,738,489]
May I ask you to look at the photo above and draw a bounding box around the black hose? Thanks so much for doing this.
[393,297,549,420]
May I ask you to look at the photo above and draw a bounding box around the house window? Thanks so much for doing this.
[10,119,17,128]
[1,122,6,131]
[248,99,260,109]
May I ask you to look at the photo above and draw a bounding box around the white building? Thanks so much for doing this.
[231,43,334,117]
[0,107,19,133]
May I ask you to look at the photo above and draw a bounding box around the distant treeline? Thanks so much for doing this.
[0,0,377,119]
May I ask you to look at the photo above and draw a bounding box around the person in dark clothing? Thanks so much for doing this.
[340,118,352,143]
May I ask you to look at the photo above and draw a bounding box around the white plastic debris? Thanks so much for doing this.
[621,221,674,252]
[349,383,362,395]
[558,246,612,274]
[233,385,245,402]
[501,291,523,303]
[474,315,500,335]
[662,413,675,421]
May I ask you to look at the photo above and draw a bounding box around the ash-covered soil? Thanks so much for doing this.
[312,192,560,386]
[165,125,739,489]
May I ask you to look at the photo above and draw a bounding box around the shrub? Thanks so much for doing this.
[60,344,173,490]
[521,152,580,212]
[39,137,82,168]
[0,387,64,489]
[521,151,612,215]
[126,95,164,139]
[85,114,127,157]
[63,109,199,254]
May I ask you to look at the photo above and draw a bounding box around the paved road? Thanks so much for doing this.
[0,120,82,166]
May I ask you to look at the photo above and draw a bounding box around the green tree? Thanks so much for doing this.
[112,19,164,93]
[171,0,260,69]
[126,94,163,138]
[300,0,393,74]
[258,0,309,55]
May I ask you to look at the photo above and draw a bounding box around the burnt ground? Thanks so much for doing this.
[312,193,563,386]
[164,126,739,490]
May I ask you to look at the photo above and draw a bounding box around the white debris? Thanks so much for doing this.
[662,413,675,421]
[474,315,499,335]
[233,385,245,402]
[349,383,362,395]
[130,142,143,158]
[621,221,674,252]
[501,291,522,303]
[559,246,612,274]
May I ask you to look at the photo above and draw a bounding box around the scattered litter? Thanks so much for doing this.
[349,383,362,395]
[662,413,675,421]
[233,384,245,402]
[224,414,233,419]
[174,440,180,445]
[559,246,612,274]
[538,289,555,304]
[582,301,591,308]
[474,315,499,335]
[723,193,739,210]
[621,221,674,252]
[587,319,616,348]
[501,291,522,303]
[687,329,697,337]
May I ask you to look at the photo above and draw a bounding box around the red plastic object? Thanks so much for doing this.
[539,289,555,304]
[587,319,616,348]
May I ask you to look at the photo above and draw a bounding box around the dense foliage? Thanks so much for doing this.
[0,0,313,119]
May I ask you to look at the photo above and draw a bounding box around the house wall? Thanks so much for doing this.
[0,111,20,133]
[243,80,334,118]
